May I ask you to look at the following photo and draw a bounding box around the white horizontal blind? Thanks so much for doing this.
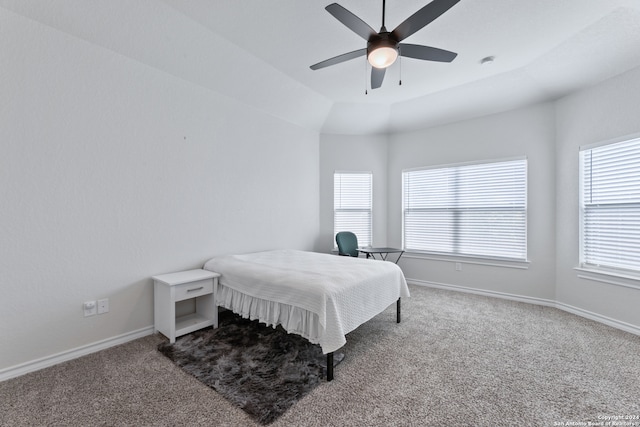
[334,172,372,247]
[580,137,640,273]
[403,158,527,260]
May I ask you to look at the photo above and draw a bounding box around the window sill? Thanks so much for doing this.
[403,252,530,270]
[574,267,640,290]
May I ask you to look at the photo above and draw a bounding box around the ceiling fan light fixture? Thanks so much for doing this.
[368,46,398,68]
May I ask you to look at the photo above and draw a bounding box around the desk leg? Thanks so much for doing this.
[327,352,334,381]
[397,298,401,323]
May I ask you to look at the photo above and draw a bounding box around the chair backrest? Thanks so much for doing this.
[336,231,359,257]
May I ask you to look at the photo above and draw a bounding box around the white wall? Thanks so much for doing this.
[319,134,389,253]
[0,10,319,372]
[388,103,557,300]
[555,65,640,329]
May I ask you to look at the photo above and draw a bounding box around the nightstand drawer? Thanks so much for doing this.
[174,279,213,302]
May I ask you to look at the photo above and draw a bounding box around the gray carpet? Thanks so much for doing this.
[1,285,639,426]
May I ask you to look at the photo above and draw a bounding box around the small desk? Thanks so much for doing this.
[359,247,405,264]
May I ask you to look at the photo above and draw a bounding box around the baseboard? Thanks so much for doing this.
[407,278,558,307]
[554,302,640,336]
[408,278,640,336]
[0,326,155,382]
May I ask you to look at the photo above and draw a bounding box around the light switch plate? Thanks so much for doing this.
[97,298,109,314]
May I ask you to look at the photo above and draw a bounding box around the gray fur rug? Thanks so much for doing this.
[158,311,344,425]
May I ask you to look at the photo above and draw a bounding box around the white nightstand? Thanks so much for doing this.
[152,269,220,343]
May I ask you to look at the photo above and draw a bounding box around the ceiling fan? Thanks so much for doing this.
[310,0,460,90]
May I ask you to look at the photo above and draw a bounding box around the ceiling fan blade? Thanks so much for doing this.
[371,67,386,89]
[399,44,457,62]
[325,3,377,41]
[310,48,367,70]
[392,0,460,42]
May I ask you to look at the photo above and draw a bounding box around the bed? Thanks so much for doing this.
[203,249,410,380]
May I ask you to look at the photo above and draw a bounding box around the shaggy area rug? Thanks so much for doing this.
[158,311,344,425]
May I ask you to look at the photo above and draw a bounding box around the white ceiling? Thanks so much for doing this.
[4,0,640,134]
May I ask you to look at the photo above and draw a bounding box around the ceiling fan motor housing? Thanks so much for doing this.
[368,31,398,55]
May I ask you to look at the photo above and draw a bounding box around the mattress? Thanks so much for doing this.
[203,249,410,353]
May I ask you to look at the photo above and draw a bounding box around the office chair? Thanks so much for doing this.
[336,231,359,257]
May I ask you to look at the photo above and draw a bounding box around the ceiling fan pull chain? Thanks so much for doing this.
[365,56,369,95]
[399,49,402,86]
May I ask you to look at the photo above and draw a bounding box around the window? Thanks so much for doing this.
[402,158,527,261]
[334,172,372,247]
[580,136,640,275]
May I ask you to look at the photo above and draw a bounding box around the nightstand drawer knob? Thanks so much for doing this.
[187,286,204,292]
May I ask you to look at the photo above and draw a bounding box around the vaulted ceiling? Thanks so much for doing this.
[4,0,640,134]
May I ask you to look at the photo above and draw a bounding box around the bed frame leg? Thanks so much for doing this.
[324,297,401,382]
[327,352,334,381]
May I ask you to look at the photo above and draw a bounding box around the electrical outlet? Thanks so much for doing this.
[97,298,109,314]
[84,301,97,317]
[455,262,462,271]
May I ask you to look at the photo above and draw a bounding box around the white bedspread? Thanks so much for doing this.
[203,249,410,354]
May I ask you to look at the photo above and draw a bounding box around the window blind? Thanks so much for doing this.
[334,172,372,247]
[580,137,640,273]
[403,158,527,260]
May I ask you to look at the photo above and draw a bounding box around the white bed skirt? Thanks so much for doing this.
[217,284,324,347]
